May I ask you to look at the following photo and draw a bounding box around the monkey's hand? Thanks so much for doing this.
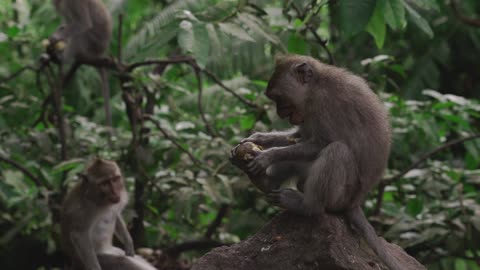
[241,132,276,148]
[51,24,68,42]
[247,148,276,175]
[125,245,135,257]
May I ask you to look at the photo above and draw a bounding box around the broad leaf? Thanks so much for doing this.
[287,33,307,54]
[218,22,255,42]
[367,0,386,48]
[339,0,376,37]
[404,2,433,38]
[383,0,406,30]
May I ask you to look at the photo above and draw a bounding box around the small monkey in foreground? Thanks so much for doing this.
[241,55,402,270]
[61,158,156,270]
[50,0,114,130]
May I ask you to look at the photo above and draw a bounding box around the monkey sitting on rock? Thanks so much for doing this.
[231,55,403,270]
[61,158,156,270]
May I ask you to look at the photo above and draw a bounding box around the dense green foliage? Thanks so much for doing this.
[1,0,480,269]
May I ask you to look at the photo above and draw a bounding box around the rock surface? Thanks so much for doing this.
[192,212,425,270]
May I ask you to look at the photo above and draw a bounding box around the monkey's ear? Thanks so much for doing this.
[294,63,313,84]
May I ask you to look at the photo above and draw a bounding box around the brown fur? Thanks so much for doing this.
[243,55,401,270]
[51,0,113,130]
[61,158,155,270]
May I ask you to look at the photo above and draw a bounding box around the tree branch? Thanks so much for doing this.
[205,203,230,239]
[451,0,480,28]
[0,155,49,188]
[127,57,194,72]
[192,65,218,137]
[307,25,335,65]
[201,69,259,109]
[117,13,124,63]
[145,115,204,167]
[374,133,480,214]
[383,133,480,185]
[0,65,38,85]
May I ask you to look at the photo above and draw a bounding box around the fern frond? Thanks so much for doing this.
[124,0,197,60]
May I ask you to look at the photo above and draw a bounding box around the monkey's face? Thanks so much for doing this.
[97,173,124,204]
[265,66,308,125]
[91,171,124,204]
[86,159,126,205]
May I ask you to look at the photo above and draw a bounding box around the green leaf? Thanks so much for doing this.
[442,114,470,128]
[404,2,433,38]
[52,159,84,173]
[237,13,281,46]
[367,1,386,48]
[383,0,406,30]
[410,0,440,11]
[339,0,376,37]
[179,20,194,53]
[6,26,20,38]
[218,22,255,42]
[178,21,210,68]
[406,197,423,216]
[239,115,256,130]
[383,191,394,202]
[287,33,307,54]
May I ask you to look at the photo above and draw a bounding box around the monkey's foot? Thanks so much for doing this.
[267,188,308,216]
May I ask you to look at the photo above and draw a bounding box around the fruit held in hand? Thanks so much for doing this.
[232,142,263,162]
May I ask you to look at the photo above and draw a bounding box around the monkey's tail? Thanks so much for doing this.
[346,207,404,270]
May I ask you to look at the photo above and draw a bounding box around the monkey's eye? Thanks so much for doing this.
[100,181,109,187]
[112,176,121,182]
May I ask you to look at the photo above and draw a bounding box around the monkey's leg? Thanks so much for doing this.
[268,142,358,216]
[63,61,81,87]
[266,161,310,191]
[98,254,156,270]
[97,67,113,132]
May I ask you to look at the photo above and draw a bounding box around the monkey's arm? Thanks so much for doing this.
[58,0,93,39]
[247,141,323,175]
[114,214,135,256]
[70,229,102,270]
[241,128,300,148]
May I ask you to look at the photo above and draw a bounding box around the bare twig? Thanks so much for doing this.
[374,133,480,214]
[0,155,50,188]
[0,65,38,85]
[130,57,258,113]
[145,115,204,166]
[117,13,124,63]
[383,134,480,185]
[451,0,480,28]
[127,57,194,72]
[201,69,259,108]
[307,26,335,65]
[31,94,53,127]
[192,65,218,137]
[205,203,230,239]
[290,3,335,65]
[373,184,385,215]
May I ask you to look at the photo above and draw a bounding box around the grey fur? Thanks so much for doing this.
[243,55,402,270]
[61,159,155,270]
[51,0,113,130]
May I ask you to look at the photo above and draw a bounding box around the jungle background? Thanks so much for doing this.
[1,0,480,269]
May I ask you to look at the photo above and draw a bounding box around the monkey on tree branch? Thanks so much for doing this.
[46,0,114,131]
[232,55,403,270]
